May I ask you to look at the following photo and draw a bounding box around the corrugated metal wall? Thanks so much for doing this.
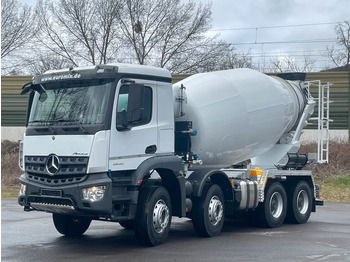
[1,76,31,126]
[305,72,349,130]
[1,72,349,131]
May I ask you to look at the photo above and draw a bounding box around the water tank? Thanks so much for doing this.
[173,68,306,168]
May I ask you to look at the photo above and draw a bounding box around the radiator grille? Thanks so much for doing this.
[25,155,88,185]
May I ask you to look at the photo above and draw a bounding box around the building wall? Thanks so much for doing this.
[1,75,32,126]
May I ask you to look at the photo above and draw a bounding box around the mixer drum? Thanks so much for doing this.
[173,68,306,168]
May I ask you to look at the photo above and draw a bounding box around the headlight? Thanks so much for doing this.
[19,184,26,196]
[19,141,24,171]
[82,186,106,202]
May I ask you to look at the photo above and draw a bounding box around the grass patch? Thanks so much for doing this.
[299,140,350,180]
[1,187,19,198]
[1,140,22,191]
[316,176,350,203]
[329,176,350,188]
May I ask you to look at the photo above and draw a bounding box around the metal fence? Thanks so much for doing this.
[1,72,349,133]
[1,76,32,127]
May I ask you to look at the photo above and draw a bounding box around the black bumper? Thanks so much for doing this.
[18,172,138,221]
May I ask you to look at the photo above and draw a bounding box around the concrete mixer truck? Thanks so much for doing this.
[18,64,326,246]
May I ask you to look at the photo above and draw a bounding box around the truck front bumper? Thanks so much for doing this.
[18,172,138,221]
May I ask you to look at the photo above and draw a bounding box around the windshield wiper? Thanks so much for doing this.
[28,121,56,134]
[28,120,52,125]
[57,120,89,134]
[29,119,89,133]
[51,119,76,125]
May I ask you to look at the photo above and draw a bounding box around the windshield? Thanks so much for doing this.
[29,79,113,126]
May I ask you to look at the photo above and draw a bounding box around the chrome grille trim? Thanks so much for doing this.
[25,155,89,177]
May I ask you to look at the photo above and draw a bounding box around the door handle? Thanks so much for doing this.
[145,145,157,154]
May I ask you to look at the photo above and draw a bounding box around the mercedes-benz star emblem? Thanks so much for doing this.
[46,154,60,175]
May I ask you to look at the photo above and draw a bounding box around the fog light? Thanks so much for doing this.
[19,184,26,196]
[82,186,106,202]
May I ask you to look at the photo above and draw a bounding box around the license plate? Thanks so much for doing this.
[41,189,62,197]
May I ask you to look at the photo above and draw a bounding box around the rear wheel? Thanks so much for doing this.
[287,181,312,224]
[256,182,287,228]
[52,214,91,236]
[134,186,172,246]
[192,184,225,237]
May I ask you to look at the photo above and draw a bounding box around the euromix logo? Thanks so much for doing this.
[41,73,81,82]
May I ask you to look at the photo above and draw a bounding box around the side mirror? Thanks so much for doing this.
[127,84,145,124]
[21,82,33,95]
[21,82,46,96]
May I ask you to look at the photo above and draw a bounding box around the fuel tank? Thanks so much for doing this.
[173,68,306,168]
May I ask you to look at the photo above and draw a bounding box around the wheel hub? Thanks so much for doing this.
[208,196,223,226]
[153,199,170,233]
[297,190,309,214]
[270,192,283,218]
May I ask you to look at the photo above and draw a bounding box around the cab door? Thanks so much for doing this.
[109,79,158,170]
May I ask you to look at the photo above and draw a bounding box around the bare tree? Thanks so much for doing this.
[117,0,239,73]
[2,0,250,74]
[117,0,179,65]
[270,55,315,73]
[302,55,316,72]
[218,49,252,70]
[25,54,74,75]
[253,52,269,73]
[155,1,212,69]
[1,0,35,58]
[174,44,252,73]
[165,39,231,73]
[326,21,350,68]
[35,0,122,66]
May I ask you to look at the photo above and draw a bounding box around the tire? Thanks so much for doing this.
[256,182,287,228]
[134,186,172,246]
[119,220,134,230]
[287,181,312,224]
[192,184,225,237]
[52,214,91,236]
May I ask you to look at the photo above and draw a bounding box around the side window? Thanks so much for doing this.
[116,85,152,129]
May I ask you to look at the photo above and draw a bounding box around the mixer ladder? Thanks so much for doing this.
[306,80,333,164]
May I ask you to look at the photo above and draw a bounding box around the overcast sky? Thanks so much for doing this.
[18,0,350,71]
[208,0,350,70]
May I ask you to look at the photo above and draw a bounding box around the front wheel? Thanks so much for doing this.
[192,184,225,237]
[287,181,312,224]
[52,214,91,236]
[134,186,172,246]
[257,182,287,228]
